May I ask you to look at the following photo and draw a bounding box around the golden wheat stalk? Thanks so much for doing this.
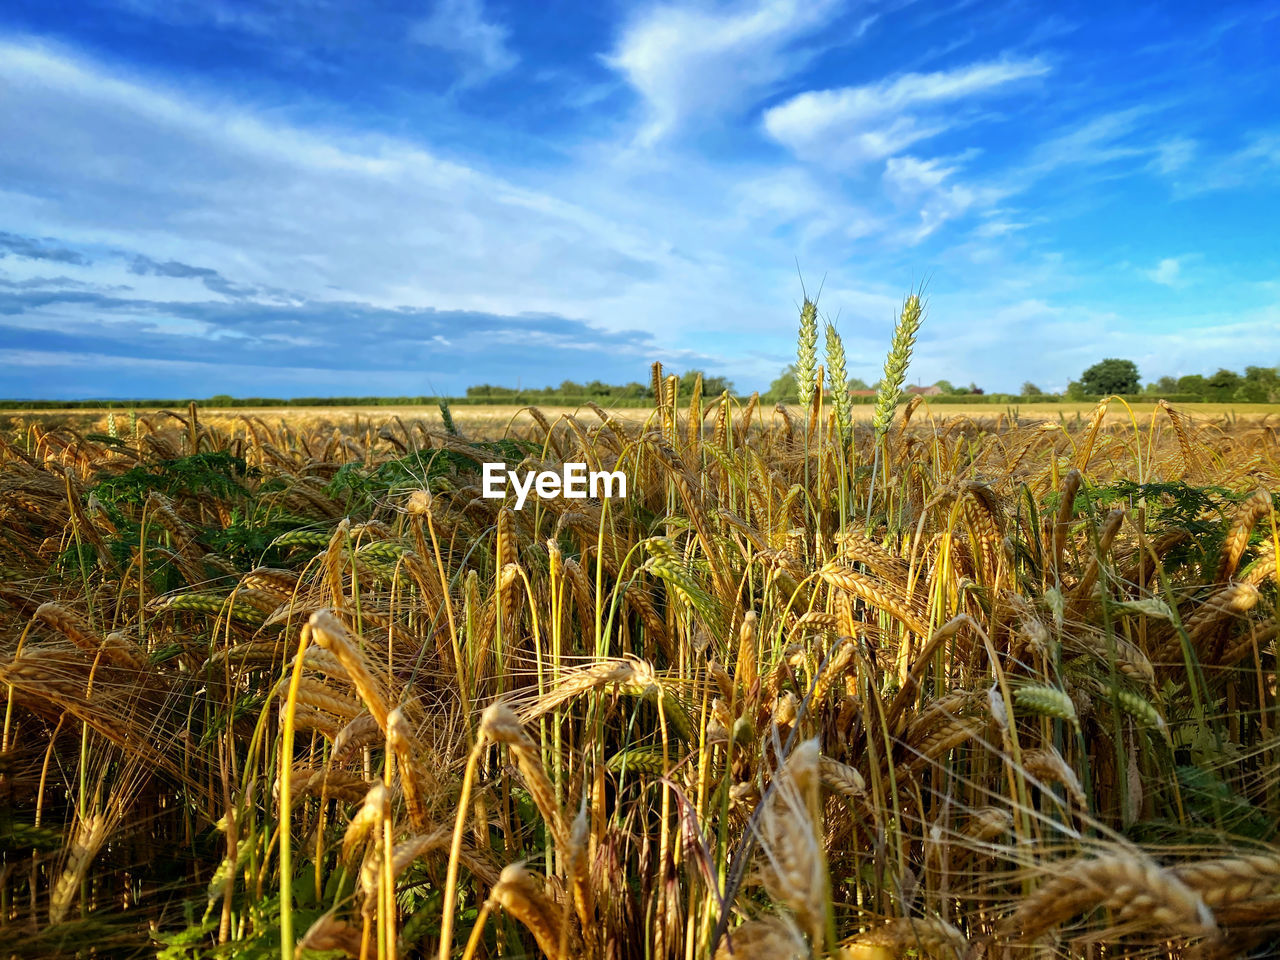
[1218,488,1273,581]
[714,915,807,960]
[48,811,113,924]
[307,610,392,729]
[818,561,929,636]
[755,738,827,949]
[297,915,362,958]
[341,783,387,864]
[1173,853,1280,907]
[489,862,570,959]
[1002,853,1217,943]
[387,707,434,831]
[851,916,969,959]
[1021,746,1086,807]
[480,703,570,854]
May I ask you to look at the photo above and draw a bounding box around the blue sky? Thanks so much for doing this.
[1,0,1278,399]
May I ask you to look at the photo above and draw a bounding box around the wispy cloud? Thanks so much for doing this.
[762,57,1050,168]
[1021,107,1153,176]
[1171,132,1280,194]
[0,287,716,398]
[882,155,1005,241]
[411,0,518,88]
[0,231,91,265]
[1149,137,1197,175]
[1145,256,1183,287]
[0,40,663,318]
[127,254,262,298]
[0,274,127,292]
[0,39,768,393]
[605,0,845,145]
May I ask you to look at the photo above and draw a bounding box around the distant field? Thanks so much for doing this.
[5,398,1278,436]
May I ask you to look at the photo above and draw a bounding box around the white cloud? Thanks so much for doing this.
[0,37,842,393]
[730,167,887,252]
[1146,256,1183,287]
[971,216,1028,238]
[412,0,518,88]
[881,155,1007,242]
[605,0,845,145]
[883,155,956,192]
[1177,132,1280,194]
[1150,136,1196,175]
[732,167,830,221]
[762,57,1049,168]
[0,40,667,320]
[1022,107,1151,176]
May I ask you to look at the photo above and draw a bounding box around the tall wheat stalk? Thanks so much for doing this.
[824,320,852,449]
[867,290,925,522]
[795,297,819,409]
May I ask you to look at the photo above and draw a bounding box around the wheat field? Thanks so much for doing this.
[1,303,1279,959]
[10,401,1280,434]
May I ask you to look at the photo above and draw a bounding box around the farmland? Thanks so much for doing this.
[7,400,1280,434]
[1,362,1278,959]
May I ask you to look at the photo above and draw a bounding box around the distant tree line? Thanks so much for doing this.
[1142,366,1279,402]
[763,363,984,403]
[761,358,1280,404]
[5,362,1278,411]
[0,370,736,410]
[463,370,734,402]
[1060,359,1280,402]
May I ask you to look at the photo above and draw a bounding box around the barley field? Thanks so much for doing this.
[2,304,1279,959]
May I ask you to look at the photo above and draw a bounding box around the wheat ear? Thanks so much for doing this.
[795,297,818,408]
[872,291,924,439]
[1002,853,1217,942]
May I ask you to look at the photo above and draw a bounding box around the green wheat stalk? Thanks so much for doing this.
[825,320,851,446]
[871,292,924,439]
[865,289,925,523]
[439,399,460,437]
[795,297,819,407]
